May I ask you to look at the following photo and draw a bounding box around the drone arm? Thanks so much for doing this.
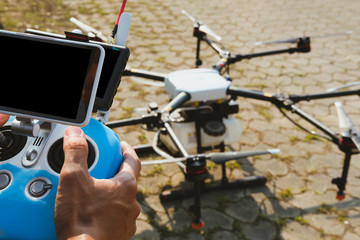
[226,47,304,66]
[106,113,159,129]
[219,38,311,69]
[227,86,276,102]
[106,92,190,130]
[288,104,339,144]
[227,86,339,143]
[123,67,166,81]
[289,89,360,103]
[161,92,191,156]
[162,92,191,113]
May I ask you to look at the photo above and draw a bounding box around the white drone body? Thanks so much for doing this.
[165,68,231,103]
[163,68,241,154]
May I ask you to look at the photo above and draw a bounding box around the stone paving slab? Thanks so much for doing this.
[2,0,360,239]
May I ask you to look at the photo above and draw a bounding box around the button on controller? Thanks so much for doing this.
[26,149,38,161]
[28,179,52,198]
[0,172,11,190]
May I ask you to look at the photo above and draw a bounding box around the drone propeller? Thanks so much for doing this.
[327,81,360,93]
[141,149,280,166]
[181,10,222,41]
[335,102,360,151]
[207,149,280,164]
[255,31,353,46]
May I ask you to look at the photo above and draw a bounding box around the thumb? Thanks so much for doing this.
[60,126,90,177]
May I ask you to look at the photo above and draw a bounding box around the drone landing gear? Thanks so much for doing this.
[332,136,359,200]
[136,144,268,230]
[331,153,350,201]
[109,93,273,229]
[159,154,267,229]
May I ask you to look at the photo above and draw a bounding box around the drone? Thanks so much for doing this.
[72,10,358,229]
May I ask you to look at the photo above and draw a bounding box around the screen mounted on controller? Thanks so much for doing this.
[0,30,105,126]
[24,29,130,113]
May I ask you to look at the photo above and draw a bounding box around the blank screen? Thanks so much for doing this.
[0,34,94,121]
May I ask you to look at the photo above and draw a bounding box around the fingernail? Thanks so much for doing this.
[65,127,83,137]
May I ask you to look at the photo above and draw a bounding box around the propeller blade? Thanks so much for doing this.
[181,10,222,41]
[335,102,354,130]
[255,38,297,46]
[207,149,280,164]
[181,9,198,23]
[255,31,353,46]
[351,135,360,152]
[199,25,222,41]
[141,149,280,166]
[327,81,360,93]
[310,31,353,40]
[141,157,187,166]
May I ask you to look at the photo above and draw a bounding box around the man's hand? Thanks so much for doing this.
[55,127,141,240]
[0,114,9,126]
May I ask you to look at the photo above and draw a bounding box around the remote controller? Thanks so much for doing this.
[0,117,123,240]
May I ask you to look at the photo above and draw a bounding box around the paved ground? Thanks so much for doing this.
[2,0,360,239]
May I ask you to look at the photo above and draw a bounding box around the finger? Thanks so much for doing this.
[116,141,141,180]
[60,126,90,178]
[0,114,9,126]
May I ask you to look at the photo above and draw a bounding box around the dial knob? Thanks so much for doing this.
[0,172,11,190]
[28,180,52,198]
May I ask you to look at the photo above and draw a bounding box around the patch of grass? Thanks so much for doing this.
[245,83,268,90]
[78,5,93,15]
[234,113,242,120]
[297,73,306,77]
[1,0,72,32]
[279,188,294,201]
[273,154,294,164]
[337,210,349,223]
[217,195,230,210]
[299,186,308,193]
[289,136,300,144]
[137,133,147,144]
[129,83,139,91]
[121,106,134,118]
[255,105,273,121]
[236,68,245,74]
[226,161,241,170]
[274,218,288,228]
[146,165,163,177]
[207,161,217,170]
[294,216,309,225]
[318,203,336,214]
[304,134,321,142]
[156,56,166,63]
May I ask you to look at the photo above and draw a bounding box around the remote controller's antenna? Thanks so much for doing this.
[115,12,131,46]
[109,0,128,43]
